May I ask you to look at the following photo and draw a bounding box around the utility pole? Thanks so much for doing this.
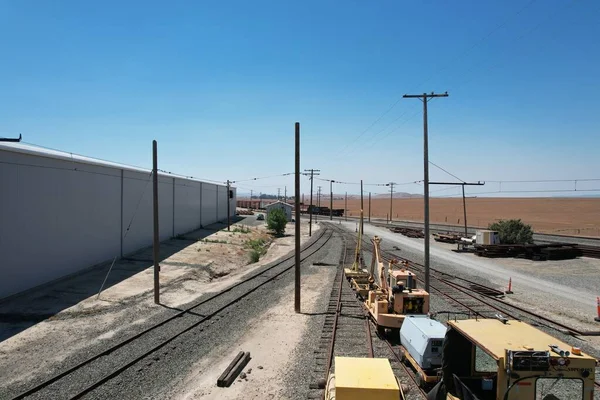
[227,180,231,231]
[387,182,396,223]
[345,192,348,221]
[250,190,253,201]
[368,192,371,222]
[360,180,364,234]
[304,169,320,236]
[429,181,485,237]
[294,122,301,313]
[329,180,334,220]
[462,186,467,236]
[316,186,322,222]
[284,186,287,203]
[152,140,160,304]
[403,91,449,293]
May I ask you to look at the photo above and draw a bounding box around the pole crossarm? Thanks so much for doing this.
[429,181,485,186]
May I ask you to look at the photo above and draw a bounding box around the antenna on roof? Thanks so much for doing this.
[0,133,22,142]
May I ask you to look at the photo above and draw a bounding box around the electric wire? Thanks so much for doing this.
[230,173,294,184]
[123,172,153,238]
[336,0,541,157]
[429,161,465,183]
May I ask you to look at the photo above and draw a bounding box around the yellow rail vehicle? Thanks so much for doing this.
[325,357,403,400]
[354,236,430,336]
[433,318,597,400]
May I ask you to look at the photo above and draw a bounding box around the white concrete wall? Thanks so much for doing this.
[201,183,217,227]
[174,178,201,236]
[0,148,235,299]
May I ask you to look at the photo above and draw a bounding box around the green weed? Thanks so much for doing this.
[246,238,267,264]
[249,249,261,263]
[202,239,228,244]
[233,225,251,234]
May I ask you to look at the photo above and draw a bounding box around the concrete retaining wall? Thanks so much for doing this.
[0,145,235,299]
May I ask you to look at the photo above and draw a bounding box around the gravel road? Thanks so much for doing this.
[327,216,600,247]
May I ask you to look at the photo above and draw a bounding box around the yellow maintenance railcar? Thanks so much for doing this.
[432,318,597,400]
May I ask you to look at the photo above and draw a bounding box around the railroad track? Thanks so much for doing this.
[316,224,426,399]
[8,228,335,400]
[325,222,600,395]
[308,236,374,400]
[329,215,600,248]
[336,226,600,337]
[309,228,427,400]
[379,245,600,337]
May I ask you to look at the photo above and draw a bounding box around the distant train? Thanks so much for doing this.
[299,204,344,217]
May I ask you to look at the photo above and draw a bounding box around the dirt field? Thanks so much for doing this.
[333,197,600,237]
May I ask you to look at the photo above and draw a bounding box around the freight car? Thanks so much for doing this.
[299,204,344,217]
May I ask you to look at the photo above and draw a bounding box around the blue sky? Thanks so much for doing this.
[1,0,599,197]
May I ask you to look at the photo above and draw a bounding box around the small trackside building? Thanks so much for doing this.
[265,201,293,222]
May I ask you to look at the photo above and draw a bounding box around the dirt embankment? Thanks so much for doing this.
[333,197,600,237]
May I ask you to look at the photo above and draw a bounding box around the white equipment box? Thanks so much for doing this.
[400,316,447,369]
[476,230,500,245]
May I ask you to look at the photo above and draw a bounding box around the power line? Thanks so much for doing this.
[335,0,541,157]
[346,106,423,156]
[438,188,600,197]
[485,178,600,183]
[156,169,223,184]
[447,0,578,94]
[430,185,463,194]
[429,161,465,183]
[230,172,294,184]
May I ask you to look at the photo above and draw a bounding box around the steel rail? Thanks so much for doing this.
[364,317,374,358]
[384,247,600,336]
[379,324,428,399]
[328,224,600,397]
[69,229,335,400]
[322,247,345,400]
[11,228,333,400]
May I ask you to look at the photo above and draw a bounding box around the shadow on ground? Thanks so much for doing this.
[0,217,247,343]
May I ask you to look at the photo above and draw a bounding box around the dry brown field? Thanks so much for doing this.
[331,197,600,237]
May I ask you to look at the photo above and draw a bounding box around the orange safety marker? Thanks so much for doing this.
[595,297,600,322]
[505,277,513,294]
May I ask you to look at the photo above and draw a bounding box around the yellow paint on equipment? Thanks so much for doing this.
[345,210,369,279]
[448,319,595,361]
[333,357,399,400]
[445,319,596,400]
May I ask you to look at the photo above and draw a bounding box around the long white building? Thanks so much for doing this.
[0,142,235,299]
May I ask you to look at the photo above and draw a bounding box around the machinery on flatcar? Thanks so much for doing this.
[399,315,447,388]
[428,318,597,400]
[350,235,430,336]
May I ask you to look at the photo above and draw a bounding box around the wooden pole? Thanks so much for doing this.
[294,123,301,313]
[152,140,160,304]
